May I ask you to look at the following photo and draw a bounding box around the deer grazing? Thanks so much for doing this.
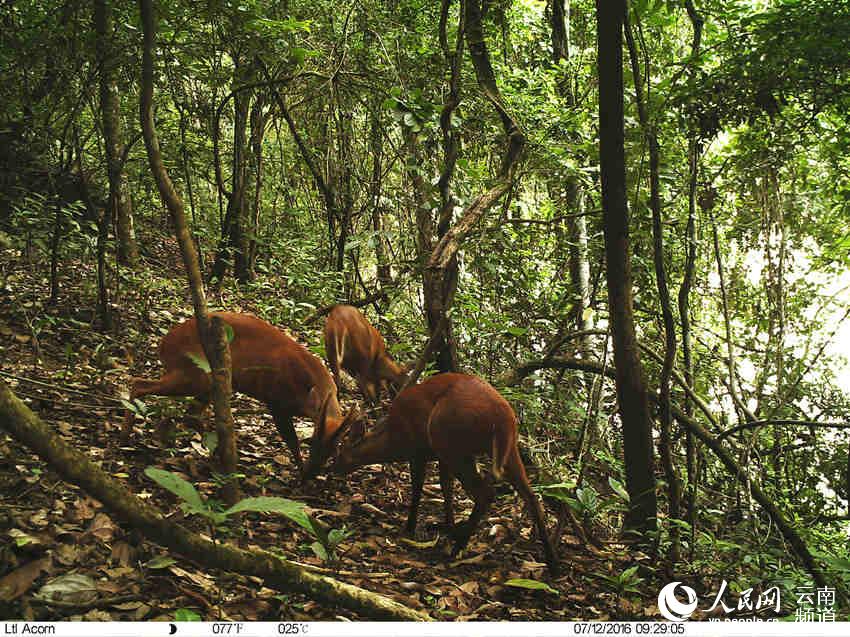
[328,372,559,574]
[323,305,408,404]
[126,312,359,479]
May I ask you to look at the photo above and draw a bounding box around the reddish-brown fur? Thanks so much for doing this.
[323,305,407,403]
[126,312,358,478]
[332,372,558,573]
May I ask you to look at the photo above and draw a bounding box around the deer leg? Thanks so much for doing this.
[406,457,426,536]
[356,372,379,405]
[438,462,455,529]
[450,458,495,556]
[505,448,559,574]
[124,370,207,444]
[331,363,343,397]
[270,404,302,475]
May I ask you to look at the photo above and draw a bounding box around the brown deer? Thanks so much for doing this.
[126,312,359,479]
[323,305,407,404]
[328,372,559,573]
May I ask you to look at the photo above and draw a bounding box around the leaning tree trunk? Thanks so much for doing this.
[0,381,429,621]
[595,0,657,537]
[139,0,239,505]
[420,0,526,376]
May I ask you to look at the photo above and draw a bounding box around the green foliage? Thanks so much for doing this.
[7,196,93,262]
[505,578,559,595]
[145,467,309,527]
[309,526,353,563]
[598,566,644,596]
[173,608,202,621]
[144,468,348,563]
[185,352,211,374]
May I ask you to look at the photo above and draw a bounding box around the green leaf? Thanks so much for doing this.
[146,555,177,569]
[174,608,202,621]
[608,476,630,502]
[121,398,147,416]
[223,323,234,343]
[505,326,527,337]
[224,497,314,533]
[144,467,205,511]
[328,527,350,547]
[310,541,329,562]
[306,515,329,545]
[505,578,559,595]
[203,431,219,453]
[822,555,850,573]
[185,352,211,374]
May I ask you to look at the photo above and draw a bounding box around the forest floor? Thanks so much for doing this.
[0,240,660,621]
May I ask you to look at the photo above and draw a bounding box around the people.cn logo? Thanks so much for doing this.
[657,582,699,621]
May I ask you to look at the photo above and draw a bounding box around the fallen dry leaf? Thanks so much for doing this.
[54,543,81,566]
[36,572,98,604]
[449,553,486,567]
[88,513,116,542]
[168,565,217,592]
[81,609,112,621]
[106,600,142,612]
[71,497,99,523]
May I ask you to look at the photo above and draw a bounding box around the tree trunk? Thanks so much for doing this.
[419,0,527,375]
[368,110,392,304]
[247,93,266,274]
[565,179,591,350]
[48,198,62,305]
[211,65,252,285]
[549,0,569,63]
[595,0,657,536]
[139,0,239,505]
[95,0,139,267]
[624,8,680,564]
[679,0,703,559]
[408,127,458,374]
